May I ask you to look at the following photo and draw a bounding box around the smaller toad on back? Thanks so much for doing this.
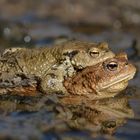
[1,40,115,71]
[60,41,115,69]
[64,53,136,99]
[0,40,115,93]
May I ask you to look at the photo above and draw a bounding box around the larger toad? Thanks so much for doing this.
[0,40,115,93]
[64,53,136,99]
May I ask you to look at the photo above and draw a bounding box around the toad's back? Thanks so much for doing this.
[0,40,100,77]
[0,47,60,77]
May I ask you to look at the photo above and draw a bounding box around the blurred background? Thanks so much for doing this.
[0,1,140,140]
[0,0,140,56]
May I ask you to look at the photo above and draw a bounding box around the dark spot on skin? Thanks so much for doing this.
[96,75,101,82]
[51,67,58,70]
[72,81,77,85]
[63,50,79,60]
[48,73,56,78]
[102,121,116,128]
[125,61,128,65]
[74,67,83,72]
[82,74,85,78]
[4,80,10,83]
[82,82,87,88]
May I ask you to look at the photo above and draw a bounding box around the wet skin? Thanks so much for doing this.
[64,53,136,99]
[0,40,115,93]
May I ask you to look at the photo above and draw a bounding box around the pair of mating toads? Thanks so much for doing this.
[0,40,136,99]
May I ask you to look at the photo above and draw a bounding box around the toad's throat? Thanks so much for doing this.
[98,71,136,91]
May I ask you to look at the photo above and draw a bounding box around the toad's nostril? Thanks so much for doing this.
[105,49,109,52]
[125,61,128,65]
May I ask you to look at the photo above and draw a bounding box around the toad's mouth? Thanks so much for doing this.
[98,71,136,91]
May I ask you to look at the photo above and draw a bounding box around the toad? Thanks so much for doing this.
[64,53,136,99]
[0,40,115,93]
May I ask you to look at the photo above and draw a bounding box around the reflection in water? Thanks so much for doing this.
[60,94,134,134]
[0,93,134,139]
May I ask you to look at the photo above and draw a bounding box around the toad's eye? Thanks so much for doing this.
[107,61,118,71]
[89,51,99,57]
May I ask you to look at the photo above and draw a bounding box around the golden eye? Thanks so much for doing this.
[89,51,99,57]
[106,61,118,71]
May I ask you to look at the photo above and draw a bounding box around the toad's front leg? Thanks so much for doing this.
[40,73,68,94]
[40,58,75,94]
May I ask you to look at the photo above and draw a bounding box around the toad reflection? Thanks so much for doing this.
[0,94,134,135]
[59,94,134,135]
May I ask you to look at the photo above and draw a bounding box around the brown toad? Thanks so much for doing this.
[0,40,114,93]
[64,53,136,99]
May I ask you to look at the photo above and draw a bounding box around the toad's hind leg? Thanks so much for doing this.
[0,73,39,96]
